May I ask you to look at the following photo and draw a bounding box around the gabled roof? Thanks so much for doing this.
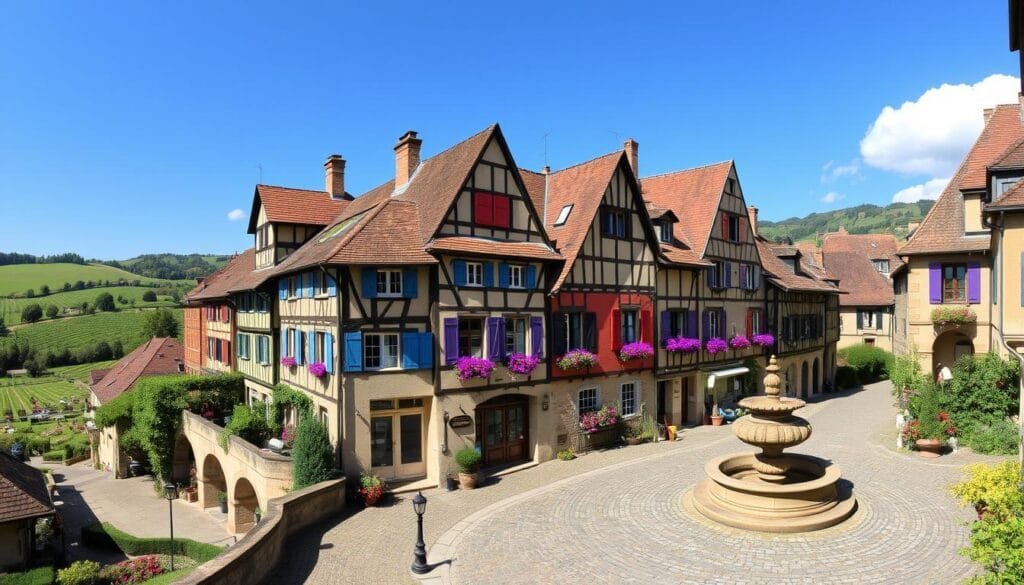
[755,238,840,294]
[0,452,54,522]
[90,338,184,404]
[640,161,733,258]
[247,185,350,233]
[184,248,258,302]
[900,104,1024,255]
[820,233,900,306]
[989,137,1024,171]
[426,237,561,261]
[989,180,1024,210]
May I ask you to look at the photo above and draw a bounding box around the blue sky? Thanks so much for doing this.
[1,1,1020,258]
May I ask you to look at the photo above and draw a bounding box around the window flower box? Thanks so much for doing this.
[619,341,654,362]
[705,338,728,355]
[751,333,775,347]
[308,362,326,378]
[455,356,495,381]
[728,335,751,350]
[580,405,618,432]
[930,306,977,328]
[557,349,597,371]
[665,337,702,353]
[506,353,539,377]
[280,356,297,368]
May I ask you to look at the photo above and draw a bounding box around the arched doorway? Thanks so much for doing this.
[230,477,259,534]
[201,454,227,510]
[171,434,195,486]
[475,394,530,467]
[932,331,975,375]
[800,362,809,398]
[812,358,821,395]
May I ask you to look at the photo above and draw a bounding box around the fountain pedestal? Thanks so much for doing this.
[690,355,856,533]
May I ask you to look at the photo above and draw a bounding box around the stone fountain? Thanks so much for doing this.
[690,355,857,533]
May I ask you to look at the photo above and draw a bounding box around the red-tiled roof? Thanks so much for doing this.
[90,338,184,404]
[640,161,733,257]
[659,244,711,267]
[0,452,54,522]
[989,137,1024,170]
[426,237,562,261]
[184,248,257,302]
[990,180,1024,209]
[820,233,900,306]
[250,185,350,231]
[755,238,839,294]
[961,105,1024,190]
[88,369,111,385]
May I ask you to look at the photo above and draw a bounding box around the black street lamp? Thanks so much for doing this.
[410,491,429,575]
[164,482,178,572]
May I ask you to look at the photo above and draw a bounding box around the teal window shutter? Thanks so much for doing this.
[308,331,316,363]
[306,272,315,298]
[343,332,362,372]
[361,268,377,299]
[525,266,537,289]
[327,274,337,297]
[498,264,510,288]
[417,332,433,369]
[403,269,418,298]
[325,333,334,373]
[401,332,420,369]
[281,329,288,357]
[483,263,494,287]
[295,330,304,365]
[453,260,467,286]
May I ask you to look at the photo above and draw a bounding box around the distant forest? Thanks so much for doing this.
[106,253,229,280]
[0,252,86,266]
[758,200,935,243]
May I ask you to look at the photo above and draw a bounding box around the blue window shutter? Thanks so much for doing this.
[967,262,981,303]
[305,272,314,298]
[928,263,942,304]
[325,333,334,373]
[308,331,316,363]
[498,264,510,288]
[361,268,377,299]
[281,329,287,357]
[753,265,761,289]
[483,263,494,287]
[453,261,467,286]
[444,318,459,364]
[343,332,362,372]
[401,332,420,369]
[739,264,748,290]
[706,267,715,289]
[327,274,337,297]
[278,280,287,300]
[294,330,303,364]
[525,266,537,289]
[487,317,504,361]
[725,262,733,288]
[418,332,434,369]
[402,268,418,298]
[530,317,543,358]
[719,309,727,336]
[296,275,304,299]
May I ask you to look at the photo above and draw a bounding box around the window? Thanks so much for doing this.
[364,333,399,369]
[860,311,875,329]
[458,318,483,358]
[237,334,250,360]
[578,388,599,413]
[505,317,526,355]
[708,309,723,338]
[601,208,628,239]
[782,258,797,272]
[742,264,757,290]
[317,272,330,296]
[286,328,295,357]
[873,259,890,274]
[621,309,638,344]
[376,269,402,297]
[509,265,524,289]
[620,382,637,417]
[750,310,763,335]
[315,331,326,363]
[287,276,298,298]
[473,191,511,229]
[658,221,672,243]
[669,310,695,337]
[320,407,329,431]
[942,264,966,302]
[727,215,741,242]
[256,336,269,364]
[466,262,483,287]
[712,261,727,289]
[554,204,573,226]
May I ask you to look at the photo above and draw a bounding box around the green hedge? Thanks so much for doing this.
[80,522,222,563]
[0,566,55,585]
[838,344,893,384]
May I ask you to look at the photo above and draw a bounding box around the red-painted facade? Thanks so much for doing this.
[183,306,204,374]
[550,291,654,377]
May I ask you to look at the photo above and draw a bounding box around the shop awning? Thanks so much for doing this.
[706,366,750,389]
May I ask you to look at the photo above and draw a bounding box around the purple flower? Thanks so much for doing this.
[455,356,495,381]
[280,356,297,368]
[665,337,702,353]
[619,341,654,361]
[751,333,775,347]
[557,349,598,371]
[706,338,728,354]
[506,353,539,376]
[728,335,751,350]
[308,362,327,377]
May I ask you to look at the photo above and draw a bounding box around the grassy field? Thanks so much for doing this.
[0,263,187,297]
[0,286,179,325]
[0,308,184,356]
[49,360,118,382]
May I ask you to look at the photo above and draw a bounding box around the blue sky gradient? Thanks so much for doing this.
[1,1,1019,258]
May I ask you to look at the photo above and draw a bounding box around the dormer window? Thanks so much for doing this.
[658,221,673,243]
[783,258,797,273]
[873,259,890,274]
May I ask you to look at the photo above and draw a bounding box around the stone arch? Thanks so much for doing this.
[201,454,227,510]
[171,433,196,486]
[932,331,975,376]
[800,361,809,398]
[230,477,259,534]
[812,358,821,395]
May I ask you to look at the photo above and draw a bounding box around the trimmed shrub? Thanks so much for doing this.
[0,566,55,585]
[292,415,335,490]
[141,290,157,302]
[455,447,482,473]
[838,344,893,384]
[80,522,222,562]
[834,366,859,389]
[965,419,1020,455]
[42,449,64,462]
[220,403,272,451]
[56,560,101,585]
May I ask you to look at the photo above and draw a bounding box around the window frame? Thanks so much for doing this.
[942,263,967,303]
[363,332,400,370]
[873,259,890,274]
[620,382,638,417]
[561,312,584,354]
[712,261,727,290]
[621,309,639,344]
[466,262,484,287]
[315,331,326,363]
[708,309,723,338]
[376,269,403,298]
[600,207,628,239]
[316,272,330,296]
[727,215,741,242]
[286,328,295,358]
[554,204,573,226]
[287,276,298,299]
[658,221,672,243]
[750,309,763,336]
[458,317,484,358]
[509,265,525,289]
[504,317,527,356]
[578,387,599,414]
[742,263,756,290]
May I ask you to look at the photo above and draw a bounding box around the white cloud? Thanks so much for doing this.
[820,191,846,204]
[891,177,950,203]
[227,209,245,221]
[821,159,861,183]
[860,74,1020,176]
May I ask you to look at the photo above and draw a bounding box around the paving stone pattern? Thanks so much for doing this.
[277,382,1003,585]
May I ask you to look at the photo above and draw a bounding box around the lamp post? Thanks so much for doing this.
[164,482,178,572]
[410,491,429,574]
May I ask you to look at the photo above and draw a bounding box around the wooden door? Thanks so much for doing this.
[478,399,528,466]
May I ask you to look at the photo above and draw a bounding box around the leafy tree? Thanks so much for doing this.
[112,340,124,359]
[292,415,335,489]
[141,308,179,339]
[94,292,115,312]
[0,317,7,337]
[21,303,43,323]
[142,290,157,302]
[73,280,85,290]
[40,284,50,296]
[45,305,59,319]
[62,282,71,291]
[24,289,34,298]
[23,358,42,377]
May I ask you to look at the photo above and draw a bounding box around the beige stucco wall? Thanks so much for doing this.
[837,308,892,352]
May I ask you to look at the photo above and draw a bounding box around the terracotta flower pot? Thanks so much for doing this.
[459,471,478,490]
[624,437,642,446]
[710,415,724,427]
[915,438,943,458]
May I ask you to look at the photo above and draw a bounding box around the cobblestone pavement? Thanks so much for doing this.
[276,382,1004,585]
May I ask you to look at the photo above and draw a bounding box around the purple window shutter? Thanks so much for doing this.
[487,317,503,361]
[928,263,942,304]
[701,311,711,341]
[660,311,672,344]
[530,317,543,358]
[739,264,748,290]
[443,318,459,365]
[967,262,981,303]
[687,310,698,338]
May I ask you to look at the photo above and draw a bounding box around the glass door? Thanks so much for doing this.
[370,402,427,480]
[370,416,394,470]
[397,413,425,477]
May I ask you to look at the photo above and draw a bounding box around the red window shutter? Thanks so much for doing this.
[474,192,493,226]
[493,195,510,228]
[226,341,231,365]
[745,309,752,338]
[721,213,729,239]
[739,217,747,242]
[224,306,230,323]
[612,309,622,350]
[640,310,652,345]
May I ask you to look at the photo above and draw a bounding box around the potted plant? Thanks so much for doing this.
[705,338,728,355]
[751,333,775,348]
[217,491,228,513]
[902,411,956,458]
[506,353,539,379]
[665,337,701,353]
[455,356,495,381]
[455,446,482,489]
[308,362,327,378]
[728,335,751,350]
[623,425,643,446]
[556,348,597,371]
[280,356,297,368]
[359,473,386,506]
[618,341,654,362]
[930,305,977,328]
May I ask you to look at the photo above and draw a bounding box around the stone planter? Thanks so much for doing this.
[624,437,642,446]
[458,471,478,490]
[915,438,943,458]
[586,426,620,450]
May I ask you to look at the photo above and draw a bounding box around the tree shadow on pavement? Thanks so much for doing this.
[55,483,127,565]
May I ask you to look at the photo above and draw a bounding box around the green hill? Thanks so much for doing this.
[0,263,186,297]
[0,287,179,325]
[0,308,184,358]
[110,253,229,280]
[758,200,934,243]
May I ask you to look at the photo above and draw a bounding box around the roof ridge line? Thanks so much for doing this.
[546,150,622,175]
[640,160,733,181]
[257,184,327,194]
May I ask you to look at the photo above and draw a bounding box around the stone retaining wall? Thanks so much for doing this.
[176,478,345,585]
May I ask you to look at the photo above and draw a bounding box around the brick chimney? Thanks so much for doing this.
[624,138,639,177]
[394,130,422,187]
[747,206,759,237]
[324,154,346,199]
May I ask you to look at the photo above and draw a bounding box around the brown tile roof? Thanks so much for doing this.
[90,338,184,404]
[989,180,1024,209]
[426,236,562,261]
[0,452,54,522]
[755,238,840,294]
[185,248,260,302]
[519,169,548,224]
[961,105,1024,190]
[88,368,111,385]
[640,161,733,257]
[659,244,711,267]
[820,233,900,306]
[249,185,350,231]
[989,137,1024,171]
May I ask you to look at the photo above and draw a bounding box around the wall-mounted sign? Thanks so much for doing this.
[448,415,473,429]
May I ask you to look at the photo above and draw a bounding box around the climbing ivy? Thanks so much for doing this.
[270,384,313,434]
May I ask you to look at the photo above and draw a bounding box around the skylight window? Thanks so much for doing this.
[554,204,573,226]
[317,210,369,243]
